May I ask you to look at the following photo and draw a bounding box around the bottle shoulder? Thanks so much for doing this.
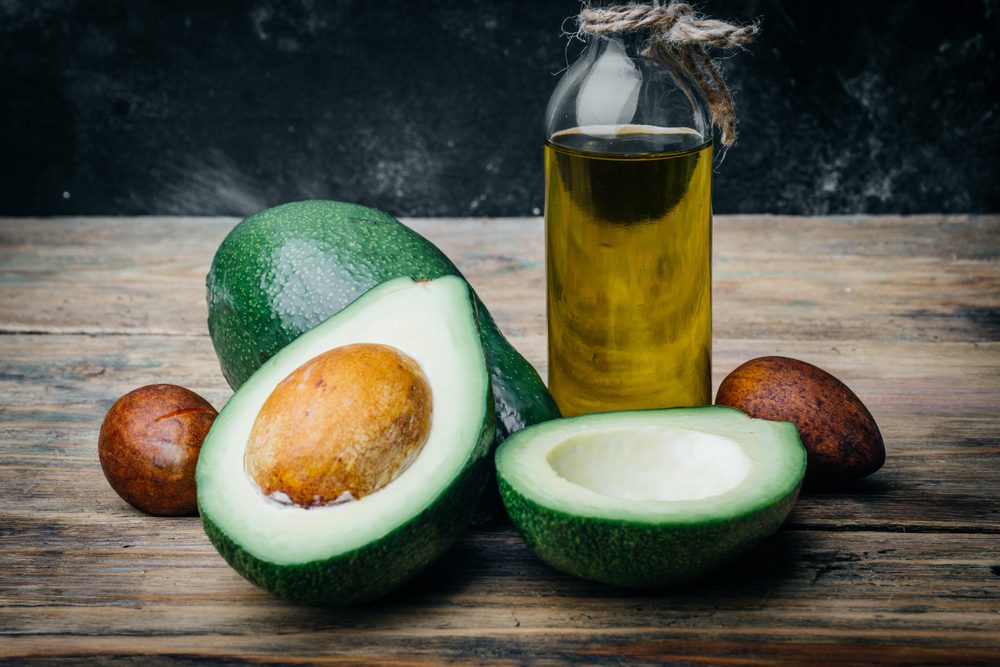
[544,35,711,146]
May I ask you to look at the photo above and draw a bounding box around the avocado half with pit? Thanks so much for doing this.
[206,199,560,452]
[197,276,494,604]
[495,407,806,588]
[206,200,561,519]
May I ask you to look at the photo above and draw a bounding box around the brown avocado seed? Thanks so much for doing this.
[244,343,433,507]
[99,384,217,516]
[715,356,885,488]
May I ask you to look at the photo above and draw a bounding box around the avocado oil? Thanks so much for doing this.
[544,125,712,416]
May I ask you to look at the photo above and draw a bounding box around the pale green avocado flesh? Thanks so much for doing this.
[197,276,495,604]
[495,407,806,588]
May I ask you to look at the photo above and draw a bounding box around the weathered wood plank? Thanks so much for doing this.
[1,216,997,343]
[5,520,999,621]
[2,522,999,662]
[0,515,1000,655]
[1,639,998,667]
[0,334,997,530]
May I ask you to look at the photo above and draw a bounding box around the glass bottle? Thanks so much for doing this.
[543,29,713,417]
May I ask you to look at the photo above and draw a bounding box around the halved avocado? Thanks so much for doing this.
[495,407,806,588]
[196,276,495,604]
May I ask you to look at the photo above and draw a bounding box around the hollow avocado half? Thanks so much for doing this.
[495,406,806,588]
[197,276,495,604]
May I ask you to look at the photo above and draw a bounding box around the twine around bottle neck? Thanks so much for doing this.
[578,2,759,146]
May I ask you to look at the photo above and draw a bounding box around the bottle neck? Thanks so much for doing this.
[582,31,651,62]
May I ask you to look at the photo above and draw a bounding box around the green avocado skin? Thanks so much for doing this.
[206,201,560,502]
[201,400,495,605]
[497,475,802,588]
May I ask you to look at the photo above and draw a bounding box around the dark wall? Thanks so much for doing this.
[3,0,998,217]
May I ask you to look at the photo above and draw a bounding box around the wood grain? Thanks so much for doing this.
[2,215,997,342]
[2,527,999,663]
[1,215,998,664]
[1,334,996,532]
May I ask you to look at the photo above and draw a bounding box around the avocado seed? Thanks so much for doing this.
[99,384,217,515]
[245,343,433,507]
[715,356,885,488]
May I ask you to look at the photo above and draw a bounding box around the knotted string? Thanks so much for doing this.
[579,3,759,146]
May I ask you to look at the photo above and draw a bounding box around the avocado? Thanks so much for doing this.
[197,276,495,604]
[206,200,560,515]
[495,406,806,588]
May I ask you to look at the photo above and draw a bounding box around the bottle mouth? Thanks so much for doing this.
[551,124,703,140]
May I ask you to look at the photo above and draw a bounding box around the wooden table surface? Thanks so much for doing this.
[1,215,998,665]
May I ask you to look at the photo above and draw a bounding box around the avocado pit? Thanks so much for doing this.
[244,343,433,507]
[715,356,885,487]
[99,384,217,516]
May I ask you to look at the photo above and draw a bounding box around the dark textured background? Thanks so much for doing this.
[3,0,998,217]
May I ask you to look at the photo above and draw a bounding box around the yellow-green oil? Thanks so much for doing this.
[544,125,712,417]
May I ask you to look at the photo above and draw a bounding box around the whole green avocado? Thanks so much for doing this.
[206,200,560,513]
